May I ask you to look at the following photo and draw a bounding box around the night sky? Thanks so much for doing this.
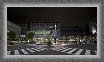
[7,7,97,27]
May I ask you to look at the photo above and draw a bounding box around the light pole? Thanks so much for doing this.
[54,23,57,44]
[54,23,57,30]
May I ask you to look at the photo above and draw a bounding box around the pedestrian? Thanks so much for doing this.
[47,38,51,47]
[48,41,51,47]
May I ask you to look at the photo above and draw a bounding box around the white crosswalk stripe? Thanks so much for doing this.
[67,48,77,54]
[7,51,11,55]
[61,48,72,52]
[85,50,90,55]
[52,48,58,50]
[31,47,46,51]
[21,49,28,54]
[56,48,65,51]
[26,48,36,53]
[41,48,46,50]
[31,48,40,51]
[7,47,96,55]
[51,47,97,55]
[7,47,46,55]
[75,49,83,55]
[14,50,20,55]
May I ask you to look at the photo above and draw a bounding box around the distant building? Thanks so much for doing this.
[7,21,21,40]
[7,20,97,44]
[29,22,61,39]
[19,24,28,35]
[18,22,61,39]
[61,26,87,36]
[89,22,97,35]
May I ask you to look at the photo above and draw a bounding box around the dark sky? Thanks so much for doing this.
[7,7,97,27]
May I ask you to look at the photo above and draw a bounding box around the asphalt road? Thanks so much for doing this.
[7,43,97,55]
[8,43,97,51]
[65,44,97,51]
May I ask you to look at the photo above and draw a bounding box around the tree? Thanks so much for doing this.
[7,31,16,41]
[26,31,34,43]
[7,31,16,45]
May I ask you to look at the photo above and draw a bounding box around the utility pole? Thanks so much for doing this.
[54,23,57,44]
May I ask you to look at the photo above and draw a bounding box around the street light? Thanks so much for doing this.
[54,23,57,30]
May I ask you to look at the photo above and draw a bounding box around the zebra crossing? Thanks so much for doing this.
[7,47,46,55]
[7,46,97,55]
[51,47,97,55]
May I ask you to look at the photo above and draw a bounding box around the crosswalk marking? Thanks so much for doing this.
[31,48,43,51]
[61,48,72,52]
[14,50,20,55]
[67,48,77,54]
[7,47,46,55]
[75,49,83,55]
[7,47,97,55]
[36,47,43,49]
[26,48,36,53]
[56,48,64,51]
[52,47,68,51]
[60,47,68,49]
[7,51,11,55]
[31,48,40,51]
[51,47,97,55]
[21,49,28,54]
[52,48,58,50]
[41,48,45,50]
[85,50,90,55]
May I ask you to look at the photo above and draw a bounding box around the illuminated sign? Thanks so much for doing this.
[27,30,49,34]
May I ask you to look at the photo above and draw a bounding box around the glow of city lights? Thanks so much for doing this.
[56,39,58,40]
[21,35,25,37]
[92,26,97,34]
[46,39,48,41]
[69,39,75,41]
[28,40,29,43]
[28,30,49,34]
[61,43,65,46]
[52,39,54,40]
[92,29,96,34]
[59,40,63,41]
[56,42,58,44]
[53,43,56,46]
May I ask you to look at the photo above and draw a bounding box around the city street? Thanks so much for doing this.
[7,7,97,55]
[7,43,97,55]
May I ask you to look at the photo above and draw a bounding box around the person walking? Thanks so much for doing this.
[47,38,52,47]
